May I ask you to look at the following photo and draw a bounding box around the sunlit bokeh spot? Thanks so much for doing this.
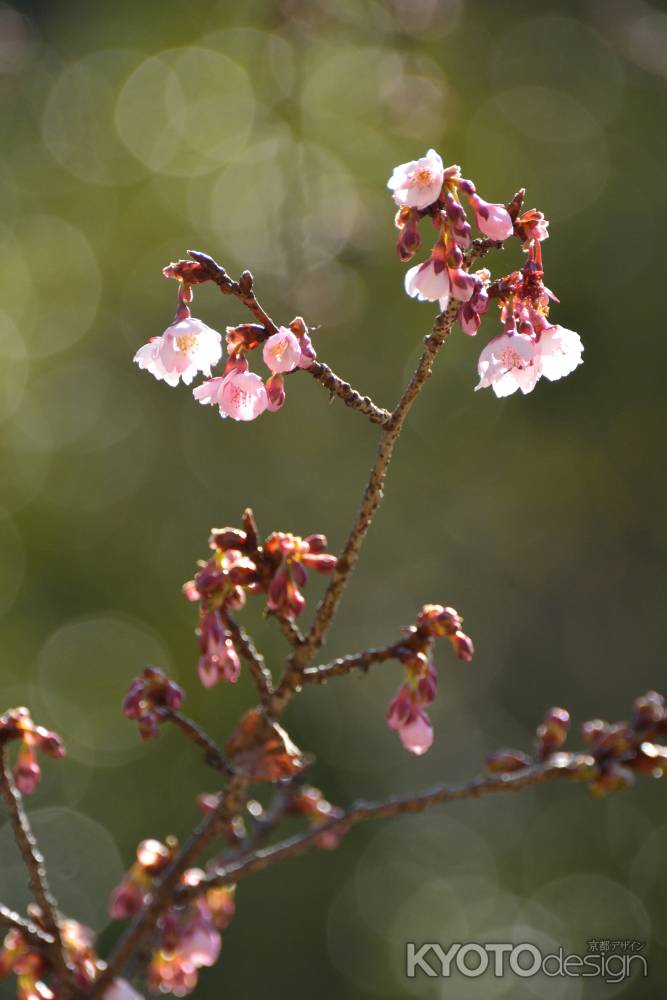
[489,17,626,124]
[0,413,51,513]
[0,806,124,931]
[42,49,150,186]
[0,311,29,424]
[114,47,255,177]
[466,90,609,222]
[0,513,24,617]
[14,214,102,358]
[38,614,173,765]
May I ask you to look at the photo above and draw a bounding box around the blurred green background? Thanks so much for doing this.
[1,0,666,997]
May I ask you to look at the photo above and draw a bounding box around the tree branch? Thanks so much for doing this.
[182,252,390,426]
[302,361,391,426]
[90,774,249,999]
[267,296,462,716]
[0,747,70,986]
[224,616,274,707]
[158,709,233,775]
[303,642,400,683]
[179,755,590,899]
[0,903,55,950]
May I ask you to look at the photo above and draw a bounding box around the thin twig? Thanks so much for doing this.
[184,252,389,425]
[187,251,278,334]
[274,616,305,648]
[179,756,588,899]
[303,361,391,426]
[303,642,401,683]
[0,903,55,949]
[0,747,70,986]
[267,296,462,716]
[158,709,233,775]
[90,774,249,999]
[224,616,274,707]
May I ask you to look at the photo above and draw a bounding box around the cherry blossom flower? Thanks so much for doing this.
[262,328,301,374]
[103,980,145,1000]
[194,364,268,422]
[476,332,541,398]
[469,194,514,241]
[536,324,583,382]
[387,149,444,210]
[404,245,450,303]
[516,208,550,245]
[134,318,222,388]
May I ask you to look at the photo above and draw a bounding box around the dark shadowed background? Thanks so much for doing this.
[1,0,665,997]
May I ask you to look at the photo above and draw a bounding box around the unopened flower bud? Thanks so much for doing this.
[450,630,474,662]
[485,748,532,774]
[534,707,570,760]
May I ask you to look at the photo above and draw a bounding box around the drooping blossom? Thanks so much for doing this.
[262,328,301,374]
[476,332,541,398]
[384,603,474,755]
[134,317,222,388]
[194,360,268,422]
[468,193,514,240]
[404,244,451,304]
[535,325,583,382]
[386,686,433,756]
[387,149,444,210]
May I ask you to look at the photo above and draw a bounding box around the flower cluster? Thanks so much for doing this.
[0,708,64,795]
[122,667,184,740]
[183,512,336,685]
[109,841,235,996]
[485,691,667,796]
[133,257,315,422]
[0,916,140,1000]
[386,604,473,756]
[389,149,583,397]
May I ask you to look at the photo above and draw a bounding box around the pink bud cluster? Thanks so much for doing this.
[109,841,235,997]
[183,513,336,686]
[122,667,184,740]
[0,915,139,1000]
[389,149,583,397]
[134,257,315,423]
[386,604,473,756]
[485,691,667,797]
[0,708,64,795]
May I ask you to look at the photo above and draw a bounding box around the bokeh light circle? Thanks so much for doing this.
[14,214,102,358]
[38,613,173,766]
[42,49,150,186]
[115,47,256,177]
[0,806,124,931]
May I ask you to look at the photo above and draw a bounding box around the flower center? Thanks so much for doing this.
[415,167,433,187]
[176,334,197,353]
[500,347,526,371]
